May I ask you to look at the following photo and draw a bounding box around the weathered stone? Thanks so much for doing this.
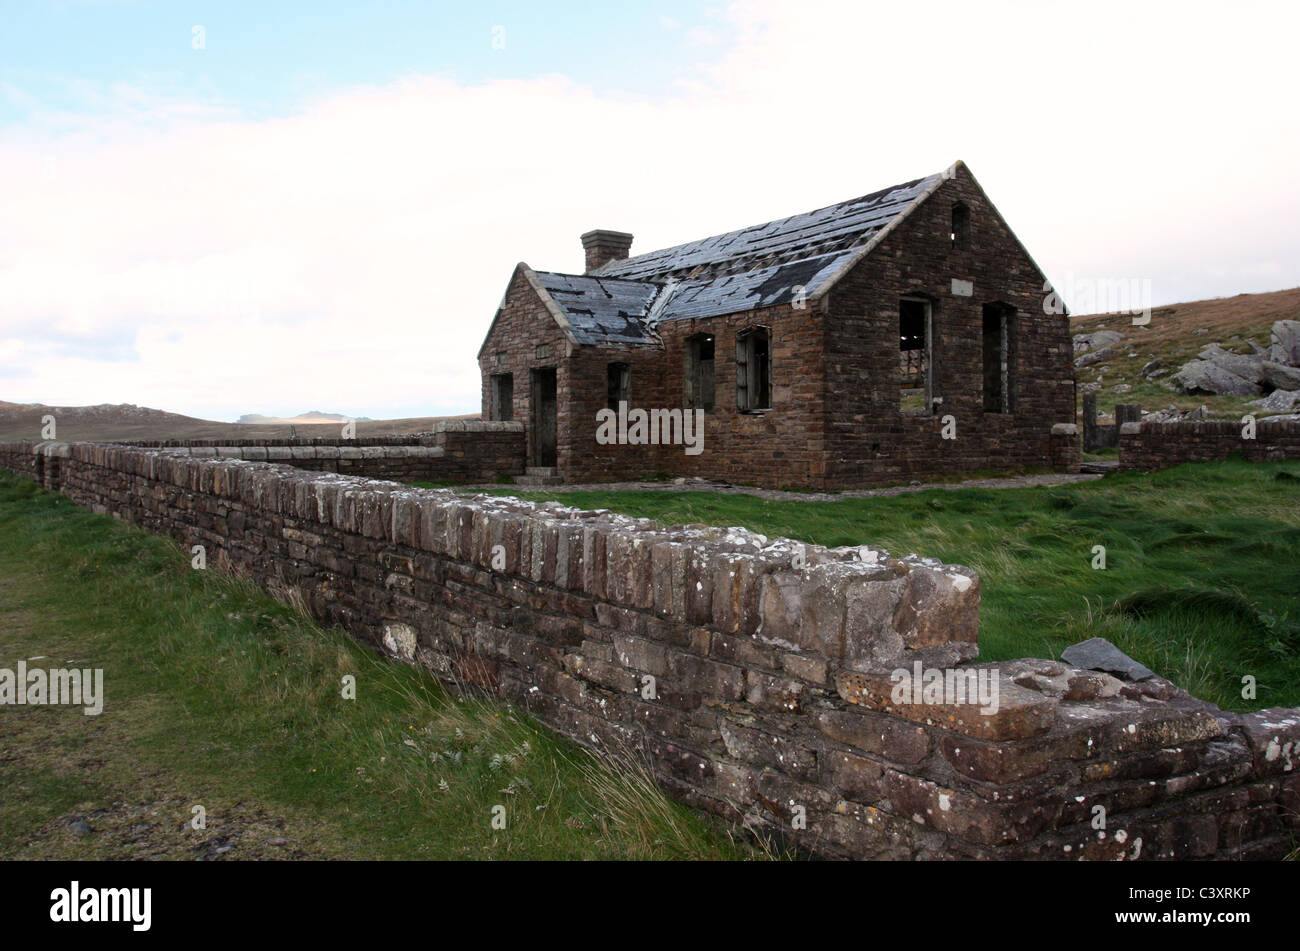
[743,670,805,712]
[821,749,886,801]
[882,769,1058,845]
[757,570,802,645]
[892,559,979,651]
[561,653,638,693]
[837,666,1057,741]
[781,652,828,685]
[381,622,417,660]
[1229,707,1300,776]
[612,633,668,676]
[720,720,817,780]
[816,708,931,764]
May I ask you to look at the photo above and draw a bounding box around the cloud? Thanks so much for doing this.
[1,0,1297,420]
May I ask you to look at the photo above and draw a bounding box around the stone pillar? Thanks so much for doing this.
[1082,393,1100,451]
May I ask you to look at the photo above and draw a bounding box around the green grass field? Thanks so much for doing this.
[0,472,755,860]
[443,461,1300,712]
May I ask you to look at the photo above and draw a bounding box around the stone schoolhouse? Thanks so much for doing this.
[477,161,1078,489]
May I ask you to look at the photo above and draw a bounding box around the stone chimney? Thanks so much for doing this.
[581,230,634,273]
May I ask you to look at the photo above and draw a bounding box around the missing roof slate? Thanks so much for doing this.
[530,170,943,344]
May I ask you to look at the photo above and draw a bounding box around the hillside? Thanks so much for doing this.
[1069,286,1300,421]
[0,401,475,442]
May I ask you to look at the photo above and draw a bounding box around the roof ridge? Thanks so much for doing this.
[592,170,943,282]
[519,163,964,345]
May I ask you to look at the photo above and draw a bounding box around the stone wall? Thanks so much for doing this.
[2,440,1296,860]
[1082,395,1140,451]
[112,421,526,484]
[1118,420,1300,471]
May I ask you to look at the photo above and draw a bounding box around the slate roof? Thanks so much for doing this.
[532,271,661,347]
[531,169,946,347]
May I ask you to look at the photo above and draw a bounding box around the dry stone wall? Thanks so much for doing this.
[1,440,1296,860]
[112,421,526,483]
[1119,420,1300,471]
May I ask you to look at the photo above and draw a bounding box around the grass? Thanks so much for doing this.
[0,471,757,861]
[1081,447,1118,462]
[454,460,1300,712]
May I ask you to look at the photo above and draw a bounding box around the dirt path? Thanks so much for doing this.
[454,471,1103,503]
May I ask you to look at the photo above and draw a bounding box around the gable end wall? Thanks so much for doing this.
[822,166,1076,485]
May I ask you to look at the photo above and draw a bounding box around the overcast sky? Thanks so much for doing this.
[2,0,1297,421]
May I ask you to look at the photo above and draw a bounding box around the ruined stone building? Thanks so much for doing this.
[477,161,1078,489]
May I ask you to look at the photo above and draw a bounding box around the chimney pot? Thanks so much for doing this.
[580,229,634,273]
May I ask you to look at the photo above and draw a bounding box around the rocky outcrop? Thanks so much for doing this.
[1269,319,1300,366]
[1173,358,1263,396]
[1172,321,1300,396]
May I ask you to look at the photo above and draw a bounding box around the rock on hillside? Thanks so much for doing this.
[1250,389,1300,413]
[1171,321,1300,396]
[1073,330,1124,354]
[1270,320,1300,365]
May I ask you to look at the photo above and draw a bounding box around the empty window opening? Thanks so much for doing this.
[607,362,630,411]
[982,303,1014,413]
[900,298,934,415]
[684,333,715,411]
[951,202,970,250]
[489,373,514,421]
[736,328,771,412]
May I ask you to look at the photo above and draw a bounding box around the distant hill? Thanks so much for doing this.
[236,411,375,425]
[1069,286,1300,421]
[0,401,475,442]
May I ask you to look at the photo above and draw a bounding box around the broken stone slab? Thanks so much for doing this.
[1060,636,1155,681]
